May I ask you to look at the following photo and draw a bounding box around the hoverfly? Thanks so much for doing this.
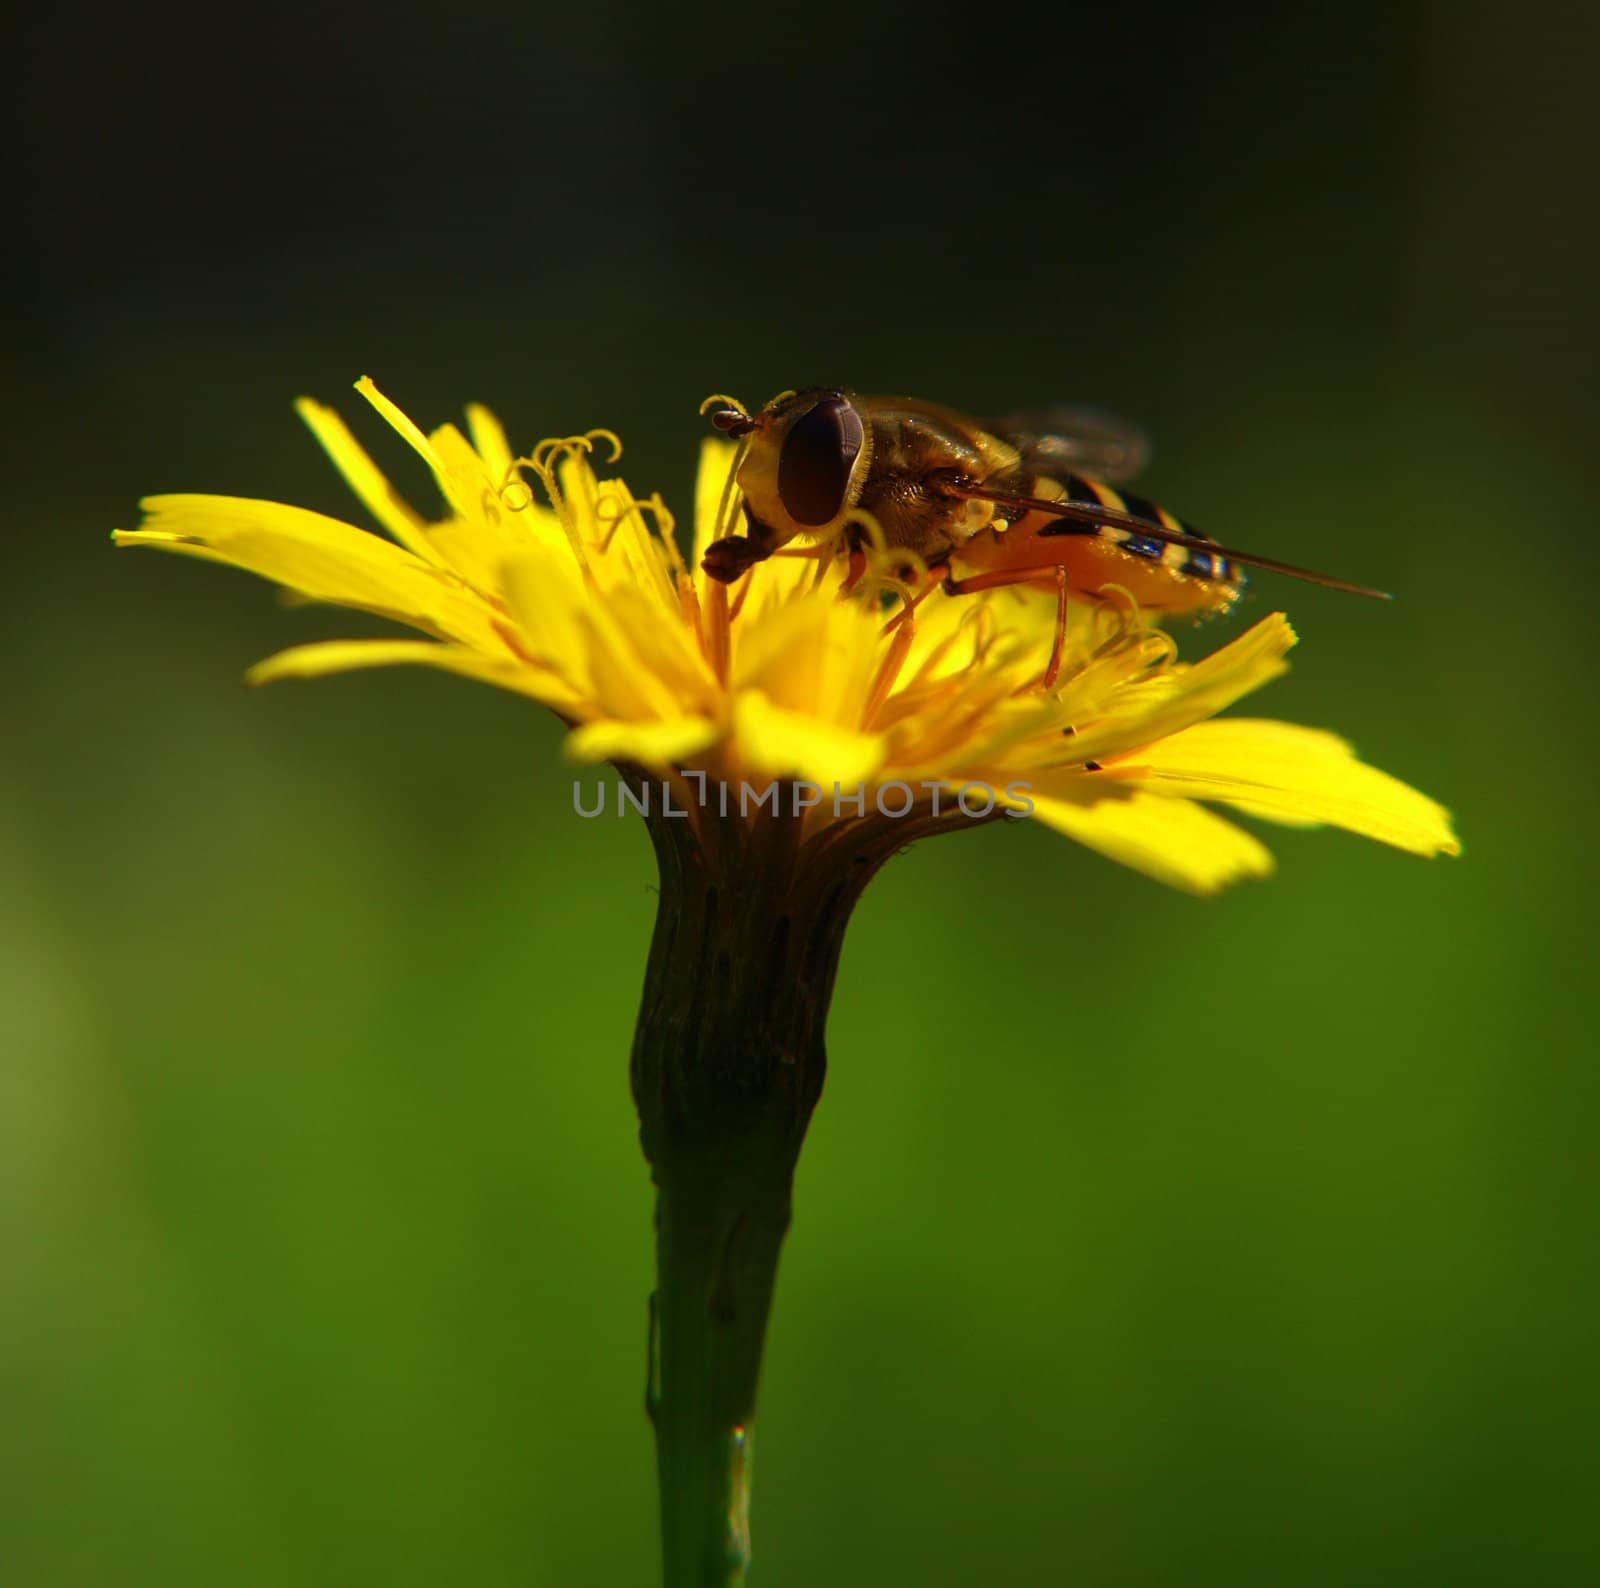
[701,389,1389,686]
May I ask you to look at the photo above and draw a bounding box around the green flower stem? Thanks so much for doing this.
[630,791,938,1587]
[647,1126,792,1586]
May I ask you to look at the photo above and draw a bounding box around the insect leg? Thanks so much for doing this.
[942,564,1073,690]
[840,546,870,594]
[881,564,947,636]
[1044,566,1070,690]
[941,565,1061,597]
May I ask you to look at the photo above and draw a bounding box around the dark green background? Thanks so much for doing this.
[6,2,1596,1583]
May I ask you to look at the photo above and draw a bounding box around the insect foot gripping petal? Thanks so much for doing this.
[702,536,768,583]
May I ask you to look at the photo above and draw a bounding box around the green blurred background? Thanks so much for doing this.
[6,2,1597,1583]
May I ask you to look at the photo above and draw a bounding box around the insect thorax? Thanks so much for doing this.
[855,408,996,559]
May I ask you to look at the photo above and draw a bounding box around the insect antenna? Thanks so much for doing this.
[949,483,1393,601]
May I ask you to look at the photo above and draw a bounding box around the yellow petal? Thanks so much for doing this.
[117,496,506,652]
[244,638,579,709]
[346,379,481,524]
[428,421,506,527]
[294,397,438,564]
[729,580,881,724]
[355,377,453,488]
[563,715,722,767]
[693,436,741,568]
[591,477,680,615]
[1106,718,1461,857]
[464,402,515,483]
[1066,613,1297,764]
[1030,780,1276,894]
[499,539,686,721]
[733,689,886,785]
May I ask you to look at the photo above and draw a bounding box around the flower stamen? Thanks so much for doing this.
[862,613,918,730]
[677,572,705,642]
[499,478,536,513]
[1090,583,1144,642]
[727,569,756,623]
[596,491,674,556]
[880,565,943,637]
[512,436,615,576]
[705,429,752,546]
[705,576,731,685]
[840,505,889,568]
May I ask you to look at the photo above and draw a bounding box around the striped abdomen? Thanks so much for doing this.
[959,471,1246,617]
[1042,474,1244,589]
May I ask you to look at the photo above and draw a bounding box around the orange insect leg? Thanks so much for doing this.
[840,546,870,594]
[943,563,1072,690]
[881,565,945,636]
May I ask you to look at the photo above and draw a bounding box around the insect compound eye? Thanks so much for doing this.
[776,395,864,526]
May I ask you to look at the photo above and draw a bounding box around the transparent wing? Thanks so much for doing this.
[947,482,1393,600]
[990,405,1152,484]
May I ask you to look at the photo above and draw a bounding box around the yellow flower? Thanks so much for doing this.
[114,378,1459,893]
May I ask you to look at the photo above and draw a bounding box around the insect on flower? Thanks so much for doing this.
[701,389,1392,687]
[112,375,1460,894]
